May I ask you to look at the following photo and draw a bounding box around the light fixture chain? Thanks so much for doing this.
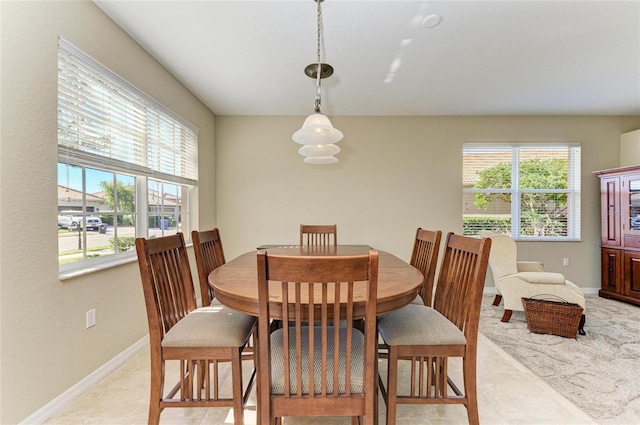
[314,0,323,113]
[316,0,322,63]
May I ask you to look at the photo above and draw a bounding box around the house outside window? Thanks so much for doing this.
[58,38,198,274]
[462,143,581,241]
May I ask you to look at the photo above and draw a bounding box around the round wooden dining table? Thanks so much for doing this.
[208,245,424,319]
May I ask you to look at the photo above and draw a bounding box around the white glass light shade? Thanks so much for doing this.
[292,113,344,145]
[298,144,340,157]
[303,156,338,164]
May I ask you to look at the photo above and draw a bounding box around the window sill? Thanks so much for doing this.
[514,237,581,242]
[58,242,193,280]
[59,255,138,280]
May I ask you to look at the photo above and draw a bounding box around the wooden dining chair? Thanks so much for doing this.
[256,249,379,424]
[377,233,492,425]
[135,233,256,425]
[379,228,442,358]
[193,228,256,358]
[409,228,442,307]
[192,228,226,306]
[299,224,337,246]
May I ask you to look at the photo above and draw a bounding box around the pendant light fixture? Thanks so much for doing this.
[292,0,342,164]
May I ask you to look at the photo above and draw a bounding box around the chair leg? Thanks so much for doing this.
[462,355,480,425]
[492,294,502,306]
[385,347,398,425]
[578,314,586,335]
[254,331,260,422]
[257,319,272,425]
[500,309,513,322]
[231,349,245,425]
[148,356,163,425]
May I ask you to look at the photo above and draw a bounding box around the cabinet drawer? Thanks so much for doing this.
[624,236,640,249]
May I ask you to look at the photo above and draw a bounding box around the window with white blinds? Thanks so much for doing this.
[57,38,198,275]
[58,37,198,184]
[462,143,581,240]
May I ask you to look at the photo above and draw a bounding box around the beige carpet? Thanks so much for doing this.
[479,294,640,425]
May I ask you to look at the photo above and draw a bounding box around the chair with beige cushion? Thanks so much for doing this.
[256,249,379,424]
[377,233,492,425]
[135,233,256,425]
[381,228,441,358]
[479,230,586,334]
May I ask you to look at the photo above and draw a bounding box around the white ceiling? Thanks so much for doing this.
[93,0,640,117]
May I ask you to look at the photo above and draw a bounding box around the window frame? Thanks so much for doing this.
[57,38,198,278]
[463,142,581,241]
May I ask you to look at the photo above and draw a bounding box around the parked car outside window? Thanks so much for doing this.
[58,215,102,231]
[58,215,72,229]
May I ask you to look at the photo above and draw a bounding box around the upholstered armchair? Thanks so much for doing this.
[479,230,586,335]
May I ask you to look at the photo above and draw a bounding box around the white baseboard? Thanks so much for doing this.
[20,335,149,425]
[582,287,600,295]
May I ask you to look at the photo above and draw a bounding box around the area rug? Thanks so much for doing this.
[479,294,640,425]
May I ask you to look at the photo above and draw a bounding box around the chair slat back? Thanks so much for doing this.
[410,228,442,306]
[432,233,491,338]
[257,251,378,402]
[192,228,226,306]
[136,233,197,347]
[299,224,337,246]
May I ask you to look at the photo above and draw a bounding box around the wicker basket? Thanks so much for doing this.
[521,295,584,338]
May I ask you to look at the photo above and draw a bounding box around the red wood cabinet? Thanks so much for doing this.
[600,248,621,294]
[624,251,640,302]
[595,166,640,305]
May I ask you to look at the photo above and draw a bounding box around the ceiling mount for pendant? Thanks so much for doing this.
[304,63,334,79]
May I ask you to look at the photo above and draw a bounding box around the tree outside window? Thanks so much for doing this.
[463,144,581,240]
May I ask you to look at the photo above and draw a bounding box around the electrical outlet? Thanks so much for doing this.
[86,309,96,328]
[563,258,570,267]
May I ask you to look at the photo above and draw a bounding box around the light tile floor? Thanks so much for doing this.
[44,334,596,425]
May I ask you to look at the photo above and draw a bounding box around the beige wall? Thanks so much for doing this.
[216,115,640,285]
[3,1,640,424]
[621,128,640,166]
[0,1,216,423]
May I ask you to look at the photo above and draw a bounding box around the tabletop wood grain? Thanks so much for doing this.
[209,245,424,319]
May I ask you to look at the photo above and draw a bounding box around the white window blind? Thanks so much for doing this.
[57,37,198,185]
[463,143,581,240]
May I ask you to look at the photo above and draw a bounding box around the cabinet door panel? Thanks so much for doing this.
[601,249,621,293]
[601,177,620,246]
[623,251,640,301]
[622,174,640,239]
